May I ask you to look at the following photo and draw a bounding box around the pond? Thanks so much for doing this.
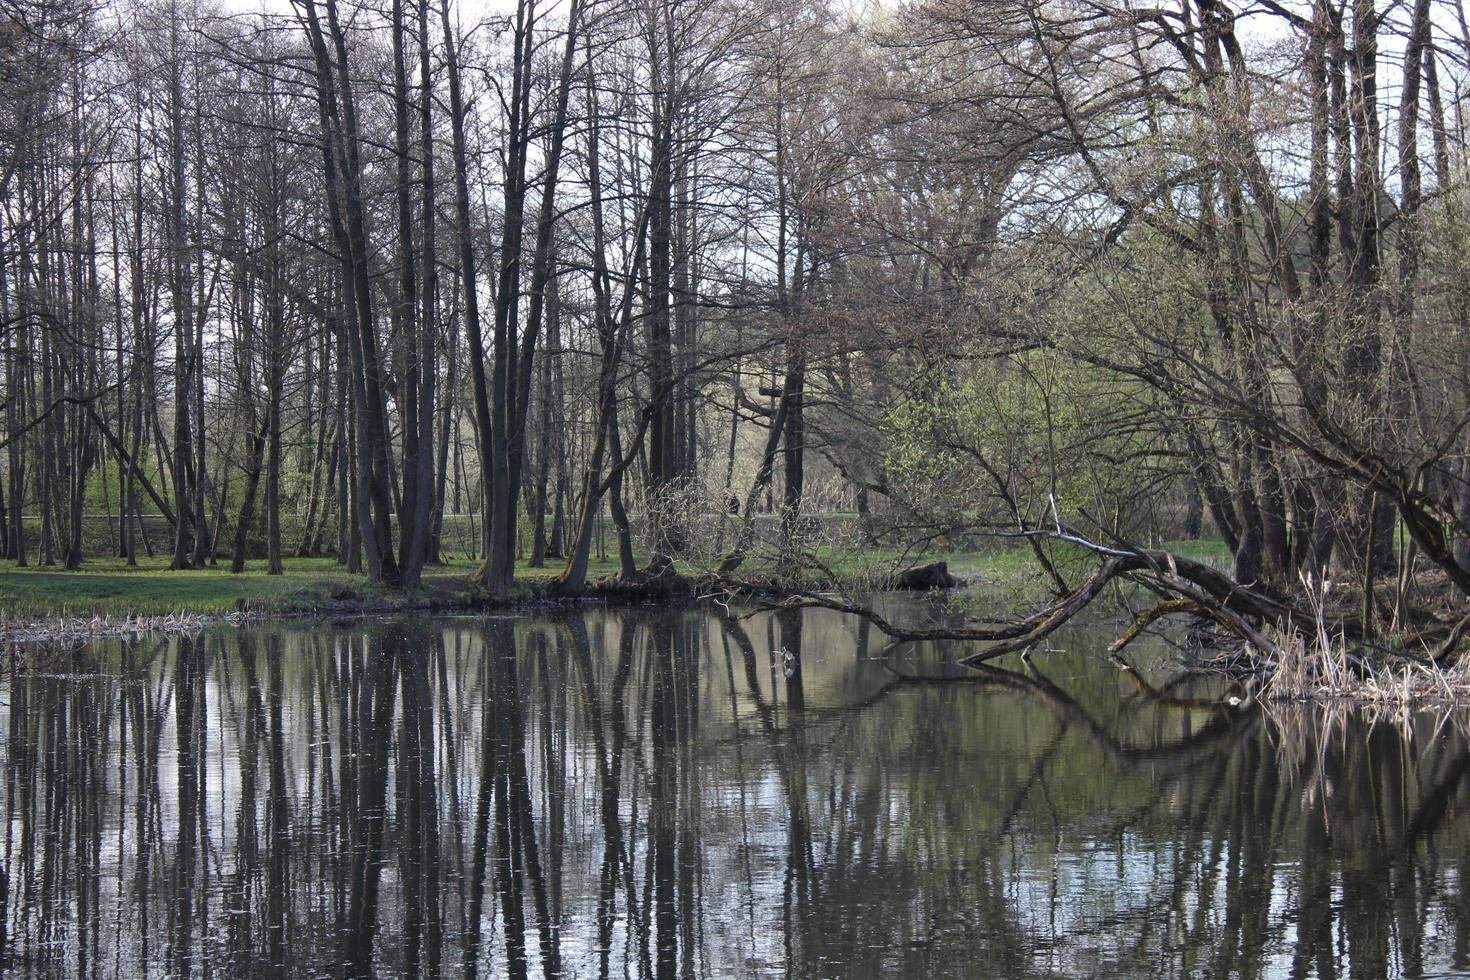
[1,598,1467,978]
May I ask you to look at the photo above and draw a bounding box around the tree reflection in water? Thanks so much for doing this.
[1,604,1467,978]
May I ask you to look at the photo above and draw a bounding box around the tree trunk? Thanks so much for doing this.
[231,414,271,573]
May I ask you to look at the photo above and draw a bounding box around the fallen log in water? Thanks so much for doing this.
[707,529,1466,677]
[712,527,1470,702]
[712,537,1294,664]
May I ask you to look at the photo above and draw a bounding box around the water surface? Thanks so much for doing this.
[2,599,1467,977]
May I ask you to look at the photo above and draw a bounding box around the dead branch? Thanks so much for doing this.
[709,530,1304,664]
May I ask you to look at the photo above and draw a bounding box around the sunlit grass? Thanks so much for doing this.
[0,553,627,618]
[808,537,1230,585]
[0,538,1232,619]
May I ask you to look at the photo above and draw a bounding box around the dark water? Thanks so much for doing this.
[2,599,1468,979]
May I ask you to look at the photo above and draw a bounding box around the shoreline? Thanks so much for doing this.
[0,553,982,643]
[4,558,1465,709]
[0,576,715,644]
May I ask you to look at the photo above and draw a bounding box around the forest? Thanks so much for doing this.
[8,0,1470,973]
[4,0,1470,673]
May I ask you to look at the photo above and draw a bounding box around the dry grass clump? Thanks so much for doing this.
[1258,577,1470,704]
[1262,626,1469,703]
[0,609,222,644]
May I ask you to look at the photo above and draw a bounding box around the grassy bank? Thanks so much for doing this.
[0,554,629,619]
[0,538,1233,620]
[7,539,1462,705]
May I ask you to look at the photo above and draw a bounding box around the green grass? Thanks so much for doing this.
[0,539,1232,619]
[1159,537,1232,564]
[803,545,1032,581]
[808,537,1231,581]
[0,554,627,619]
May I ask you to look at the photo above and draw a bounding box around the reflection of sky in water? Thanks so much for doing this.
[2,600,1467,978]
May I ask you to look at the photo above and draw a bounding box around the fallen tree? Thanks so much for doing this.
[708,530,1470,671]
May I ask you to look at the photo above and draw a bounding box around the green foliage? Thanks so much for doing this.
[880,348,1169,541]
